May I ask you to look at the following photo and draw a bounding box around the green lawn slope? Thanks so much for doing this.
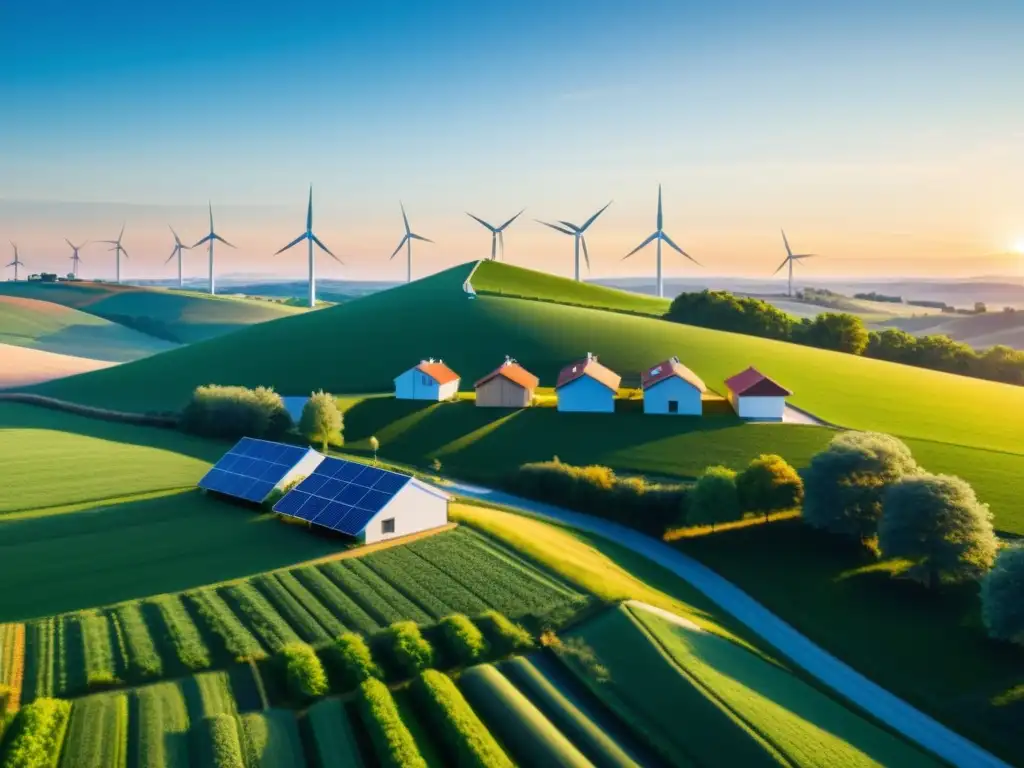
[0,280,303,344]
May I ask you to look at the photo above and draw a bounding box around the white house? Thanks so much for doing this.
[555,353,621,413]
[199,437,326,503]
[272,456,450,544]
[641,357,706,416]
[724,367,792,420]
[394,359,461,401]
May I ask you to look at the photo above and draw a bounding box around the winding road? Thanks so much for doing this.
[444,480,1010,768]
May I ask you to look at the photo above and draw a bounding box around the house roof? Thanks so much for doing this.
[641,357,707,392]
[414,360,460,386]
[724,367,792,397]
[556,355,621,392]
[474,360,540,391]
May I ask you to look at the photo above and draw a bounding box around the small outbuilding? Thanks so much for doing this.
[394,358,461,401]
[556,353,621,413]
[724,367,792,421]
[198,437,326,503]
[474,357,540,408]
[641,356,706,416]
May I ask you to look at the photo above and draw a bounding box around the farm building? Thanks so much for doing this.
[556,353,621,413]
[641,356,706,415]
[725,367,793,420]
[198,437,325,503]
[273,457,450,544]
[394,358,461,401]
[474,357,540,408]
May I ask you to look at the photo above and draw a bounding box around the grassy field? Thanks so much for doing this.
[880,309,1024,349]
[0,295,178,362]
[0,280,303,344]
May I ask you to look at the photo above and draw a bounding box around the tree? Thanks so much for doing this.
[802,431,919,543]
[796,312,869,355]
[878,474,998,590]
[981,545,1024,647]
[688,466,741,532]
[737,454,804,521]
[299,390,343,452]
[369,436,380,463]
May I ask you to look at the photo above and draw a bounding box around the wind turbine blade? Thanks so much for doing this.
[118,222,125,240]
[661,232,700,265]
[409,233,433,243]
[273,233,307,255]
[192,234,214,248]
[306,186,313,232]
[622,232,658,260]
[208,202,214,232]
[390,234,410,259]
[792,253,818,260]
[170,225,183,245]
[466,212,496,231]
[656,185,663,231]
[400,202,410,235]
[772,256,790,276]
[166,249,178,264]
[121,247,130,259]
[580,200,613,232]
[536,220,575,236]
[214,234,235,248]
[781,229,793,258]
[312,233,342,263]
[557,220,581,232]
[65,237,74,249]
[581,235,591,270]
[497,208,525,231]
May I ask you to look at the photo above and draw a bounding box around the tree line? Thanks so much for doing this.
[665,290,1024,386]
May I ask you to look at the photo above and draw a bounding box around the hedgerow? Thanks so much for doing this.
[195,714,245,768]
[179,384,293,441]
[221,583,300,652]
[383,621,434,678]
[1,697,71,768]
[252,575,332,645]
[292,567,380,636]
[148,596,212,671]
[355,678,427,768]
[477,611,535,657]
[329,633,382,691]
[438,615,489,665]
[187,590,266,662]
[111,604,162,681]
[278,643,329,702]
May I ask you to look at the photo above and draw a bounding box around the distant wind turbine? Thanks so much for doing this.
[65,238,88,277]
[99,225,129,283]
[773,229,818,297]
[389,202,433,283]
[537,201,612,281]
[166,227,192,288]
[273,186,341,308]
[622,185,699,298]
[466,209,525,261]
[7,242,25,281]
[192,204,234,296]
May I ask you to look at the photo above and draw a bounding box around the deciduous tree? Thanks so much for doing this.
[737,454,804,521]
[981,545,1024,647]
[299,390,343,453]
[689,466,741,532]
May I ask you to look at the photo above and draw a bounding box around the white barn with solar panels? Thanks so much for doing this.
[198,438,325,503]
[273,457,449,544]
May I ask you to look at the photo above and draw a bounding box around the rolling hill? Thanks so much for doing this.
[879,310,1024,350]
[0,343,120,388]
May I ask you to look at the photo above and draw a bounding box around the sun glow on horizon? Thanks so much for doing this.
[1014,240,1024,255]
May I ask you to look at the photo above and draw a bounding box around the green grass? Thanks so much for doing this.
[60,693,128,768]
[302,698,365,768]
[236,709,306,768]
[132,680,191,768]
[194,713,246,768]
[0,295,179,362]
[110,603,163,681]
[147,595,212,672]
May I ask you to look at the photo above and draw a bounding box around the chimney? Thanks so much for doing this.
[586,352,593,361]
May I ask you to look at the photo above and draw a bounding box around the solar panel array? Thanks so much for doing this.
[198,437,311,503]
[273,456,412,535]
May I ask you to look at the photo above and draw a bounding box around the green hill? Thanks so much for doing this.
[0,280,304,344]
[0,295,178,362]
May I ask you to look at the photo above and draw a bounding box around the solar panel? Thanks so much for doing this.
[272,456,413,535]
[198,438,315,503]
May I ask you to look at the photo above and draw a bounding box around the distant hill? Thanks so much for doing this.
[879,310,1024,350]
[0,342,118,388]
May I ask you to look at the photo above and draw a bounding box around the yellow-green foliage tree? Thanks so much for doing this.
[299,390,343,453]
[689,466,741,532]
[737,454,804,521]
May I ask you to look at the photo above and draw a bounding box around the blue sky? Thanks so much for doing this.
[2,0,1023,282]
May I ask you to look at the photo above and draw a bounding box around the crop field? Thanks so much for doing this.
[0,342,120,388]
[0,623,25,712]
[237,709,306,768]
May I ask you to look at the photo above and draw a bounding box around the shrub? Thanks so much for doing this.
[879,473,998,589]
[688,466,741,532]
[356,678,427,768]
[412,670,513,768]
[331,633,382,690]
[179,384,292,441]
[802,431,919,543]
[438,615,489,665]
[737,454,803,520]
[981,545,1024,646]
[477,611,534,657]
[795,312,869,354]
[1,698,71,768]
[383,622,434,678]
[195,714,245,768]
[299,390,344,452]
[279,643,329,702]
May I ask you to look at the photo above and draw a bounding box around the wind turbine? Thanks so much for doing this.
[99,225,129,283]
[537,201,612,281]
[7,242,25,281]
[389,202,433,283]
[166,227,192,288]
[466,209,525,261]
[273,186,341,308]
[65,238,88,277]
[622,185,699,298]
[192,203,234,295]
[773,229,818,297]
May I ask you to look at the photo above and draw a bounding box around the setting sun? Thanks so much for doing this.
[1014,240,1024,255]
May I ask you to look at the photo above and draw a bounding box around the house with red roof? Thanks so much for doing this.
[724,367,792,420]
[474,357,540,408]
[555,353,621,413]
[394,358,461,401]
[641,356,706,416]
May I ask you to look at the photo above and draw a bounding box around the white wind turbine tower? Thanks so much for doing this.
[192,203,234,295]
[389,202,433,283]
[466,209,525,261]
[65,238,88,277]
[622,185,699,298]
[99,225,129,283]
[773,229,818,297]
[7,242,25,281]
[537,201,613,281]
[273,186,341,308]
[166,227,192,288]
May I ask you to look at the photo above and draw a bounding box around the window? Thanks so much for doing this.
[381,518,396,535]
[668,400,679,413]
[422,375,431,386]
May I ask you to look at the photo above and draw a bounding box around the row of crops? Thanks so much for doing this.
[15,528,585,703]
